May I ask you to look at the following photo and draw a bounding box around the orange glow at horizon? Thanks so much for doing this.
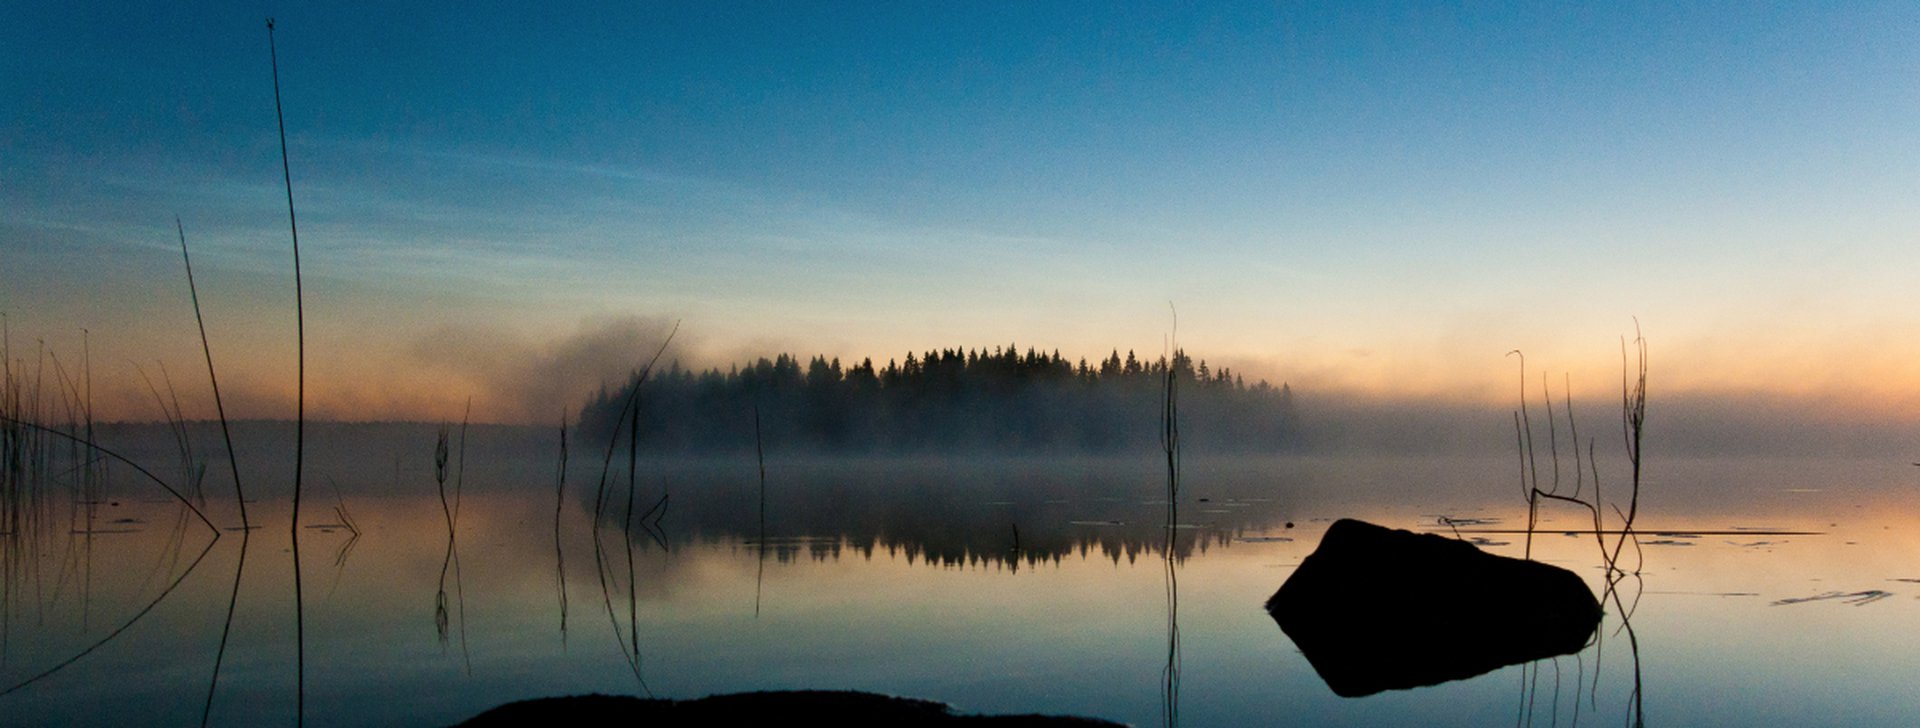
[11,295,1919,425]
[28,332,1920,427]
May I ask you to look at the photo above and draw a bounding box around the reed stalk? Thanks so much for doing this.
[623,396,639,675]
[264,17,307,724]
[434,426,452,646]
[753,404,766,618]
[1606,326,1649,576]
[554,415,569,645]
[1509,325,1651,610]
[586,322,677,696]
[1160,306,1181,728]
[454,403,470,673]
[178,218,247,530]
[0,418,217,533]
[430,406,471,674]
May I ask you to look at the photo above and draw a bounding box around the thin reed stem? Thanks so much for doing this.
[434,425,452,647]
[624,398,639,675]
[584,323,677,697]
[265,16,307,724]
[454,402,470,674]
[753,404,766,618]
[0,416,218,534]
[178,218,247,529]
[1607,324,1649,573]
[1160,305,1181,728]
[555,415,569,645]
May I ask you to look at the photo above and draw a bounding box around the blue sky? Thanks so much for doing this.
[4,2,1918,422]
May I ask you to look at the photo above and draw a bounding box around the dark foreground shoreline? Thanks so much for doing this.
[453,690,1128,727]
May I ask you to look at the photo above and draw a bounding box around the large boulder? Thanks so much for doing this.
[1266,518,1602,697]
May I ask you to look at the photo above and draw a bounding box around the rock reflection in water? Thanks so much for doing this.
[1265,518,1601,698]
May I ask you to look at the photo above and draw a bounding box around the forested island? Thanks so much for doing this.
[579,345,1299,453]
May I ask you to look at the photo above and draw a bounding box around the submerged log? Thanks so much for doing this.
[1265,518,1602,697]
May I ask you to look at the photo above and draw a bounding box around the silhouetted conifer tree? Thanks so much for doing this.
[578,344,1301,453]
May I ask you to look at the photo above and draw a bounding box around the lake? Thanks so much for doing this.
[3,422,1918,726]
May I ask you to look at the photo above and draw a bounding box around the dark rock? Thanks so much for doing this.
[1265,518,1602,698]
[452,690,1126,727]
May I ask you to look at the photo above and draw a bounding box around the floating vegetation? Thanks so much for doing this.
[1771,590,1893,607]
[1432,516,1501,527]
[1645,590,1759,597]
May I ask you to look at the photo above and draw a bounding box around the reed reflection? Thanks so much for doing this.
[433,419,472,674]
[1510,570,1647,728]
[585,330,678,698]
[0,422,220,701]
[1160,317,1182,728]
[1507,338,1652,727]
[553,417,571,647]
[753,405,768,618]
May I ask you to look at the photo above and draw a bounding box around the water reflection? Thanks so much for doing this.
[752,407,767,619]
[1510,571,1647,727]
[6,422,1920,726]
[552,420,570,645]
[203,520,250,726]
[1160,348,1181,728]
[583,462,1274,573]
[586,403,670,697]
[0,421,221,699]
[432,423,472,674]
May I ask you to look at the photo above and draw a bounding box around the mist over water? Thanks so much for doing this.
[406,315,689,425]
[4,416,1920,725]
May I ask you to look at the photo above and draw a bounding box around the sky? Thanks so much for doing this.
[4,2,1919,424]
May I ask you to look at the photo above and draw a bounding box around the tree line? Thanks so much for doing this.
[579,345,1300,453]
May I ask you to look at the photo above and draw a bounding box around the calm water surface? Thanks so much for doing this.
[3,424,1918,726]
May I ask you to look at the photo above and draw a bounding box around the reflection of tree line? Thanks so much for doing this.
[580,347,1298,453]
[752,528,1233,571]
[593,473,1276,570]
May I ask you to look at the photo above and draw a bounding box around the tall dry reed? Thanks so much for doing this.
[263,17,308,724]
